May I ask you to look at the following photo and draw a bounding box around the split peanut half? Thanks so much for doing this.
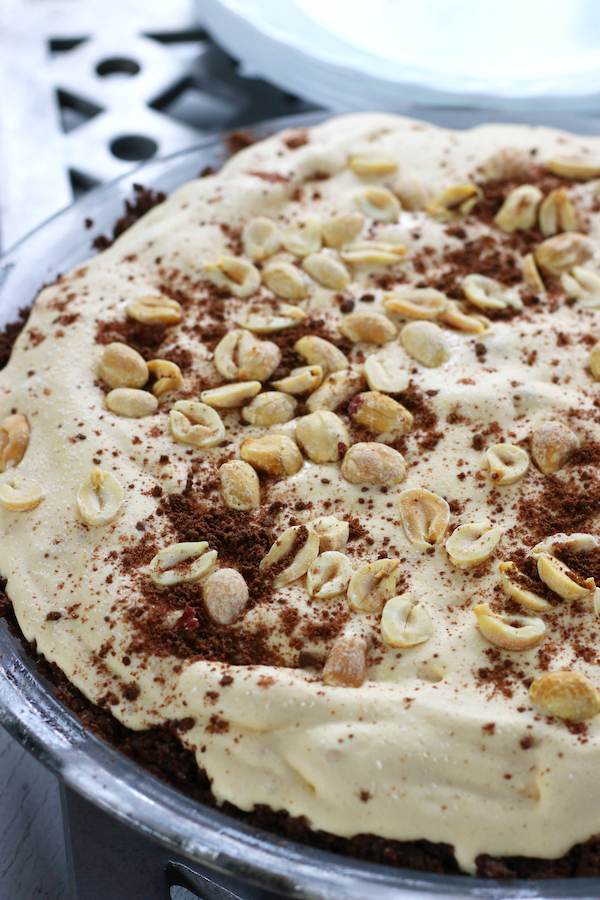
[148,542,217,586]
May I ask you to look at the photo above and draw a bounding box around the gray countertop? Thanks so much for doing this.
[0,732,69,900]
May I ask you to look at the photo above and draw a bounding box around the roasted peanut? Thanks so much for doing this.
[147,359,183,396]
[272,365,323,395]
[474,603,546,651]
[306,368,366,413]
[340,240,406,267]
[462,274,522,311]
[306,551,353,599]
[535,233,594,276]
[529,671,600,721]
[547,156,600,181]
[281,217,321,257]
[126,295,182,325]
[106,388,158,418]
[355,187,400,222]
[206,256,260,298]
[296,410,349,463]
[531,421,579,474]
[214,329,281,381]
[0,414,30,472]
[302,252,350,290]
[494,185,542,233]
[532,533,597,558]
[486,444,530,485]
[99,342,148,389]
[237,303,306,333]
[347,558,399,613]
[170,401,225,449]
[148,541,217,586]
[349,391,413,435]
[77,467,123,526]
[322,211,365,248]
[499,561,555,613]
[242,217,281,261]
[242,392,297,426]
[349,152,398,177]
[364,355,409,393]
[381,593,433,648]
[260,524,319,587]
[203,568,249,624]
[219,460,260,510]
[261,260,307,300]
[522,253,545,293]
[338,310,397,344]
[446,522,502,568]
[438,300,490,334]
[401,321,450,367]
[241,435,303,475]
[309,515,349,552]
[200,381,261,409]
[539,188,578,237]
[561,267,600,308]
[0,476,42,511]
[341,442,406,486]
[323,632,367,688]
[394,177,431,211]
[398,488,450,547]
[294,335,349,377]
[482,147,530,181]
[536,552,594,601]
[213,330,246,381]
[589,342,600,379]
[427,185,482,221]
[383,287,447,321]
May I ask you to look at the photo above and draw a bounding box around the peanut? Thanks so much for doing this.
[99,342,148,389]
[241,435,303,476]
[148,542,217,586]
[341,442,406,486]
[0,414,30,472]
[203,569,249,624]
[219,460,260,510]
[296,411,349,463]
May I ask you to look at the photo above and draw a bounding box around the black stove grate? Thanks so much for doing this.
[0,0,319,253]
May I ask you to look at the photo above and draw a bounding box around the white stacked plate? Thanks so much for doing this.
[198,0,600,112]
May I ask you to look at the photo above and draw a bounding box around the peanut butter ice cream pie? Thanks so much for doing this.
[3,113,600,876]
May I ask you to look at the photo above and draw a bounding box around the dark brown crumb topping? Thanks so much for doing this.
[0,306,31,370]
[92,184,167,252]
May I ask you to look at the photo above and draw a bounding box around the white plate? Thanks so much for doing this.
[198,0,600,110]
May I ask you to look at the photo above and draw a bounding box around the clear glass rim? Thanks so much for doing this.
[0,111,599,900]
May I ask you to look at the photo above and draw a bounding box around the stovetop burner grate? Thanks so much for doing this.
[0,0,318,253]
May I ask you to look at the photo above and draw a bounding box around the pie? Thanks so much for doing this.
[3,113,600,877]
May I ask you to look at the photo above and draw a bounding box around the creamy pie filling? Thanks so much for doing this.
[3,114,600,872]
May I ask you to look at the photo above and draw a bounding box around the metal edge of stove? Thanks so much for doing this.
[0,109,600,900]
